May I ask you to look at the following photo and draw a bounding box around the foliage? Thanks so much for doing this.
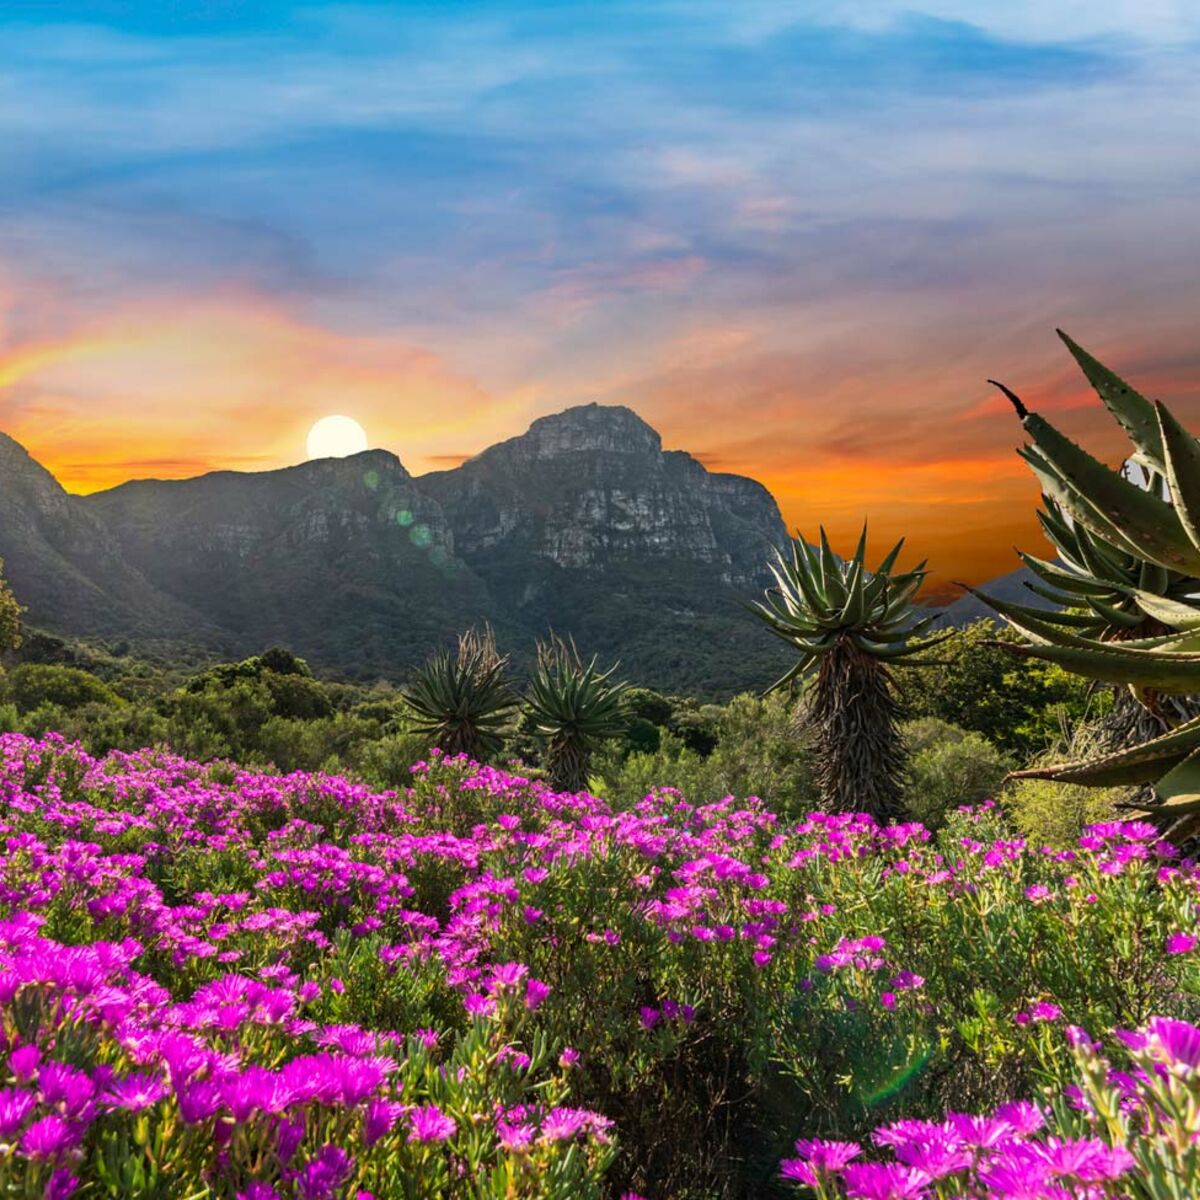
[3,663,124,714]
[599,692,819,817]
[526,636,628,792]
[904,620,1103,755]
[3,734,1200,1196]
[400,627,518,762]
[751,526,942,818]
[900,718,1012,829]
[0,556,22,653]
[977,332,1200,834]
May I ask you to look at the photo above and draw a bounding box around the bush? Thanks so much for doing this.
[901,718,1012,829]
[5,662,123,714]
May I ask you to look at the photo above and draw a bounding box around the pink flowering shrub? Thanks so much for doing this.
[0,732,1198,1197]
[780,1013,1200,1198]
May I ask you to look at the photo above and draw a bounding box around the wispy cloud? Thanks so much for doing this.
[2,2,1200,581]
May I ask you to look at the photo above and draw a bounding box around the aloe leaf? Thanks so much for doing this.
[1147,746,1200,812]
[1018,552,1128,600]
[1020,447,1148,561]
[999,639,1200,692]
[1057,329,1165,466]
[1132,590,1200,631]
[1157,400,1200,555]
[1011,714,1200,786]
[1025,412,1200,572]
[1085,596,1143,629]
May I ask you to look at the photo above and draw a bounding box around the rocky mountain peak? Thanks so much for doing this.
[516,404,662,459]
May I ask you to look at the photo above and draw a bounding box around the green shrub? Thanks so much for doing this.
[6,662,123,714]
[901,718,1012,829]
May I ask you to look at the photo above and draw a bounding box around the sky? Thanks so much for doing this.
[3,2,1200,599]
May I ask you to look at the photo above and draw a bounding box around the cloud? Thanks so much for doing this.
[2,3,1200,583]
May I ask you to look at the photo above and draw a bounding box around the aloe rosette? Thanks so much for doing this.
[976,331,1200,829]
[749,525,944,818]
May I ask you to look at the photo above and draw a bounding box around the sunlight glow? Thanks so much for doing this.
[306,415,369,460]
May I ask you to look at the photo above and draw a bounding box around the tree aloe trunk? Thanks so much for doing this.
[807,634,906,820]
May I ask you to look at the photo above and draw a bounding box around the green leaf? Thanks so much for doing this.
[1024,412,1200,572]
[1057,328,1165,466]
[1157,399,1200,555]
[1010,712,1200,786]
[1133,589,1200,630]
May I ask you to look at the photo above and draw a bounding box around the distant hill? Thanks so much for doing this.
[935,566,1055,628]
[0,405,793,695]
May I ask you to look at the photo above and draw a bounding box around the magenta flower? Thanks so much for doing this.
[525,979,550,1010]
[1166,932,1197,955]
[792,1138,862,1170]
[0,1088,35,1138]
[408,1104,456,1143]
[21,1114,75,1160]
[841,1162,929,1199]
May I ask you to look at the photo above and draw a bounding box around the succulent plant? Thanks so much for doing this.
[401,626,517,762]
[749,526,944,818]
[525,636,628,793]
[976,331,1200,830]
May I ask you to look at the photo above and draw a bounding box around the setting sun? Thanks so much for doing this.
[306,414,368,460]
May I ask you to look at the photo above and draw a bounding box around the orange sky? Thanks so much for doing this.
[5,279,1196,605]
[5,5,1200,606]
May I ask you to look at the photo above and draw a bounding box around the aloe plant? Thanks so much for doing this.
[401,626,517,761]
[526,636,627,793]
[976,331,1200,831]
[749,526,944,818]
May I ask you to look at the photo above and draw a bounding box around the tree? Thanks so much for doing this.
[526,636,628,793]
[976,331,1200,841]
[749,526,944,819]
[0,558,23,654]
[401,626,517,762]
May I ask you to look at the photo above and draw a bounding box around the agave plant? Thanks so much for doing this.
[749,526,944,818]
[975,331,1200,832]
[401,626,517,761]
[525,636,627,793]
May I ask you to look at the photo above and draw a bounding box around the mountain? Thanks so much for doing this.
[0,406,792,694]
[935,567,1052,627]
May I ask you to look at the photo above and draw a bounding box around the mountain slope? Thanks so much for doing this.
[0,432,223,646]
[421,405,790,692]
[83,451,500,677]
[0,405,795,692]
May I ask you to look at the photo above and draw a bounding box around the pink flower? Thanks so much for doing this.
[525,979,550,1010]
[408,1104,456,1143]
[1166,932,1197,955]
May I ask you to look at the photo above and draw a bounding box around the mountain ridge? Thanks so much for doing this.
[0,404,796,694]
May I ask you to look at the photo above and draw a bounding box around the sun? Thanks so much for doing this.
[306,415,369,460]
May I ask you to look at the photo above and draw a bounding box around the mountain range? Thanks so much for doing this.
[0,404,802,695]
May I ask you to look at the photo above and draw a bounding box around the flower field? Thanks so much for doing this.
[1,732,1199,1198]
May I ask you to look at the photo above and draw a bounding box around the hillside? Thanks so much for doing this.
[0,406,792,694]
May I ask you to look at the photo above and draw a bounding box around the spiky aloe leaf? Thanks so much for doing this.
[1019,410,1200,573]
[1056,328,1165,466]
[1157,400,1200,555]
[1010,712,1200,786]
[1133,590,1200,630]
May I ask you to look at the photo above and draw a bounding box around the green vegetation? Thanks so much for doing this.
[0,556,21,653]
[526,636,628,792]
[749,526,943,819]
[978,331,1200,837]
[401,626,518,760]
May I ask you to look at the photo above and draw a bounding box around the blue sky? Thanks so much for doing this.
[3,2,1200,588]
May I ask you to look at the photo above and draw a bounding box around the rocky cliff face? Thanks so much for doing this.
[0,405,792,693]
[423,404,785,583]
